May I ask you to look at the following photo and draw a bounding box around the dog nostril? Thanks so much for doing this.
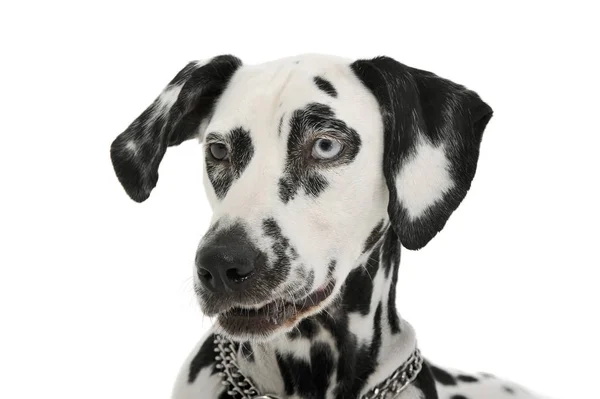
[226,267,254,284]
[198,268,213,281]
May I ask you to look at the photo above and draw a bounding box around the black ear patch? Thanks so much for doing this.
[314,76,338,97]
[110,55,242,202]
[351,57,493,250]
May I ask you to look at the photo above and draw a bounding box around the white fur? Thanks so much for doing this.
[157,84,182,109]
[125,140,137,154]
[395,136,454,219]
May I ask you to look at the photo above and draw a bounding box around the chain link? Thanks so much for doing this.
[214,335,262,399]
[361,349,423,399]
[215,334,422,399]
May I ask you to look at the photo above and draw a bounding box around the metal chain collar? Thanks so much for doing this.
[214,334,423,399]
[361,347,423,399]
[214,335,262,398]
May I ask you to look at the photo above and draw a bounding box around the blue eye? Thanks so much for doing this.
[312,138,343,160]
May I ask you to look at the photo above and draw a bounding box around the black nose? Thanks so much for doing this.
[195,225,259,293]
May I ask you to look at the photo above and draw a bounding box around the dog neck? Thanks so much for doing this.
[234,226,418,398]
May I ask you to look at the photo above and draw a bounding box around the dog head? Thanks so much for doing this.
[111,54,492,340]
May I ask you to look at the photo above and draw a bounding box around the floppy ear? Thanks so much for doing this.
[351,57,493,250]
[110,55,242,202]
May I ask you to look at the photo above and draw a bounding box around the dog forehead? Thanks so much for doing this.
[207,54,381,140]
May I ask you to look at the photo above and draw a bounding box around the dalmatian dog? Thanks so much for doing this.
[111,54,543,399]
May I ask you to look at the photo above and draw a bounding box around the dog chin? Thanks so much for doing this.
[213,279,337,341]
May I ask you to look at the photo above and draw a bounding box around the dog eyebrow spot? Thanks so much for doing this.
[278,102,361,203]
[205,127,254,199]
[313,76,338,97]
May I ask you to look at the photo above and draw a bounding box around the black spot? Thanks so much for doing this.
[382,231,402,334]
[414,362,440,399]
[287,317,319,340]
[450,395,468,399]
[351,302,383,395]
[363,220,384,254]
[342,247,380,315]
[327,260,337,278]
[305,174,329,197]
[240,341,254,362]
[298,318,319,338]
[381,226,400,278]
[229,127,254,175]
[314,76,338,97]
[188,333,217,383]
[279,103,361,203]
[278,177,297,203]
[285,330,300,340]
[430,365,457,386]
[274,343,335,398]
[262,218,293,284]
[217,390,230,399]
[387,285,401,334]
[290,246,299,260]
[276,352,314,397]
[306,270,315,290]
[364,251,380,285]
[457,374,479,383]
[503,386,516,394]
[278,114,285,136]
[276,352,299,396]
[310,343,335,398]
[205,127,255,199]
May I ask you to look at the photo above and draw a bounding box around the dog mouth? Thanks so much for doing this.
[216,279,336,336]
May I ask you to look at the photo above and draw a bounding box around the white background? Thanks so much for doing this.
[1,1,598,398]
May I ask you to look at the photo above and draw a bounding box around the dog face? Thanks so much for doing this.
[111,54,492,341]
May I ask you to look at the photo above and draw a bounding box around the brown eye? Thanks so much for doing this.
[209,143,229,160]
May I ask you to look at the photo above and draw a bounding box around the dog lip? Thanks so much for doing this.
[216,279,336,334]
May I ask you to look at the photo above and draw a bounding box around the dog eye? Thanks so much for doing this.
[209,143,229,161]
[312,138,343,160]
